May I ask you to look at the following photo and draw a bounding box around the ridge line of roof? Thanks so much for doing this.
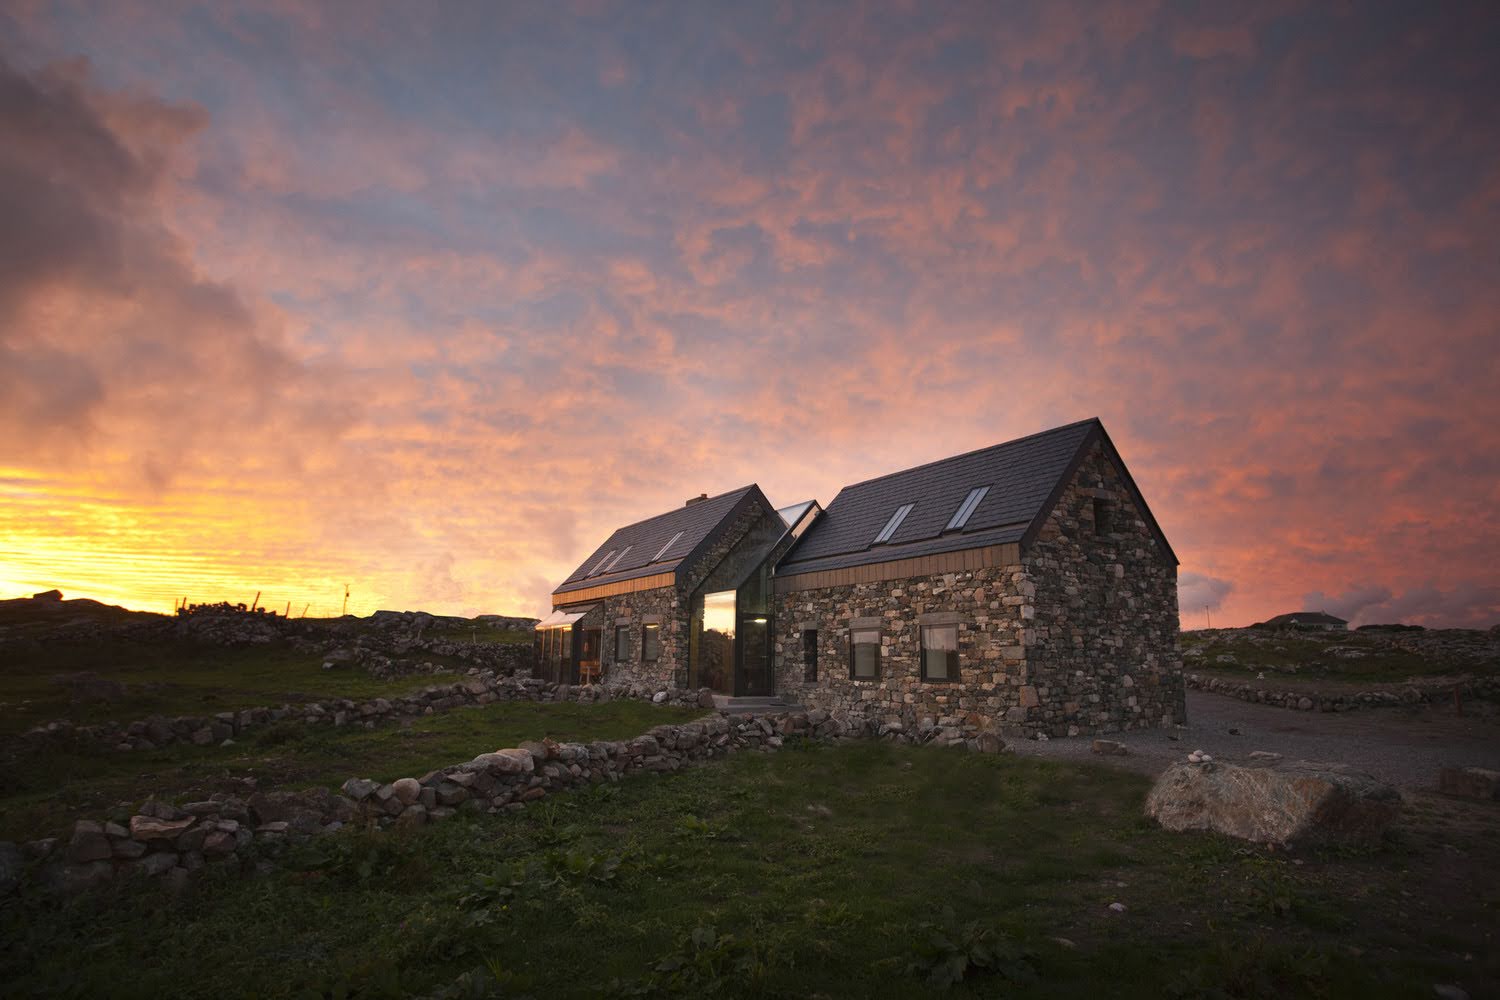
[597,484,758,536]
[829,417,1101,494]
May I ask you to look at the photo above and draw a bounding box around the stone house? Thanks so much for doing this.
[543,417,1184,737]
[539,485,820,694]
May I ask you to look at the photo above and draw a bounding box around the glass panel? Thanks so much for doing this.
[642,623,661,661]
[802,629,818,682]
[921,624,959,680]
[578,627,600,684]
[739,615,769,695]
[874,504,913,544]
[738,562,768,614]
[946,487,989,531]
[614,625,629,661]
[851,628,880,678]
[605,546,632,572]
[653,531,684,562]
[694,590,736,694]
[588,550,617,576]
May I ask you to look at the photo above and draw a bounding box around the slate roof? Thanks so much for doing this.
[553,485,765,597]
[1263,611,1348,627]
[777,417,1175,576]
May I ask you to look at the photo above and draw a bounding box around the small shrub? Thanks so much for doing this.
[898,906,1036,991]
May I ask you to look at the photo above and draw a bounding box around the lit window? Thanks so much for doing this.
[652,531,684,562]
[642,623,661,661]
[849,628,880,679]
[945,486,989,532]
[873,504,913,544]
[920,624,959,681]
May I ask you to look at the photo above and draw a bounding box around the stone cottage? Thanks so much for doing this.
[543,417,1184,737]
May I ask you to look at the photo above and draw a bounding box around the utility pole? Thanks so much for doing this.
[341,584,350,617]
[1205,606,1212,629]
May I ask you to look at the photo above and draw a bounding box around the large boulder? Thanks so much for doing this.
[1146,759,1401,847]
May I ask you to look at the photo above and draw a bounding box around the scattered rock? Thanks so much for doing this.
[1432,985,1469,1000]
[391,778,422,805]
[129,815,194,841]
[1091,739,1128,756]
[1108,902,1127,914]
[1146,759,1401,847]
[1438,767,1499,801]
[1248,751,1283,762]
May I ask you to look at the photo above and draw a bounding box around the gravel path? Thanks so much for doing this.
[1007,690,1500,790]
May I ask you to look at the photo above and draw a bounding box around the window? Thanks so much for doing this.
[945,486,989,532]
[652,531,684,562]
[642,622,661,661]
[873,503,913,544]
[614,625,630,662]
[849,628,880,679]
[603,546,632,572]
[920,624,959,681]
[802,629,818,682]
[1093,498,1114,535]
[587,549,617,576]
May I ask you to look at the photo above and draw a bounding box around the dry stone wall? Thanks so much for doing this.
[18,674,711,754]
[6,704,1005,896]
[1185,672,1500,712]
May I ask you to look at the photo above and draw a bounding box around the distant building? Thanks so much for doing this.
[1261,611,1348,631]
[542,417,1185,738]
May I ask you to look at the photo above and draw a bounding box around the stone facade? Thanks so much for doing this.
[771,442,1183,738]
[561,493,784,692]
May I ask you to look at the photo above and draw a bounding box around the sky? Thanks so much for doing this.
[1,0,1496,627]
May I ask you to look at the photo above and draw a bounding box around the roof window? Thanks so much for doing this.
[587,549,617,576]
[945,486,989,532]
[873,503,913,544]
[652,531,684,562]
[603,545,632,572]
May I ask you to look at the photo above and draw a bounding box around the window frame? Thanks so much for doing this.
[1093,498,1114,535]
[802,628,818,682]
[641,622,661,661]
[848,627,881,679]
[614,624,630,662]
[919,622,960,683]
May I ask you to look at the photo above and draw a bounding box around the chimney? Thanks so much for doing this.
[684,493,708,506]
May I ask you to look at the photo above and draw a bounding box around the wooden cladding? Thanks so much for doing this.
[552,572,675,607]
[772,543,1020,594]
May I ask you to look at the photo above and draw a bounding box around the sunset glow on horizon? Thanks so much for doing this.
[2,2,1497,627]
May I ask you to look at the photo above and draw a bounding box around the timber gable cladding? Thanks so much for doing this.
[545,418,1184,735]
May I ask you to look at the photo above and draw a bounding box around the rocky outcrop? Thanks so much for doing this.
[1145,759,1401,847]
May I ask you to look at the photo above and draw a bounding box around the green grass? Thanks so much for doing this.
[419,625,533,646]
[0,700,706,840]
[1180,631,1495,684]
[3,743,1492,999]
[0,639,462,737]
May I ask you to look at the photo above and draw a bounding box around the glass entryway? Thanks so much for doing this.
[688,563,773,696]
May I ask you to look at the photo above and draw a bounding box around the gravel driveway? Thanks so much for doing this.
[1007,689,1500,790]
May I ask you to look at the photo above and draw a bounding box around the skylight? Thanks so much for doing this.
[587,549,617,576]
[945,486,989,532]
[873,503,913,544]
[603,545,632,572]
[652,530,684,562]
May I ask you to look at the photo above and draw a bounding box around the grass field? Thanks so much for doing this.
[3,742,1494,999]
[0,699,706,840]
[0,639,463,737]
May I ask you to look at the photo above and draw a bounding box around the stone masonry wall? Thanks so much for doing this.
[1021,441,1184,735]
[771,563,1030,738]
[586,493,783,692]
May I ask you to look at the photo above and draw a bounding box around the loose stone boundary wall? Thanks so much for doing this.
[2,706,1007,896]
[1185,672,1500,712]
[17,675,713,753]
